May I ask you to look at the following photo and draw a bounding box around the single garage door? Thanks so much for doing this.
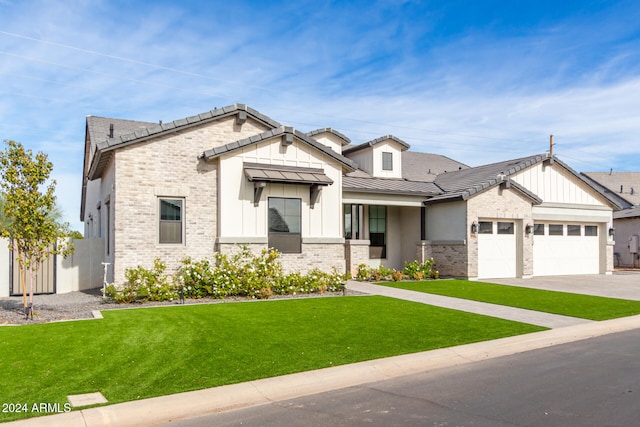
[533,223,600,276]
[477,220,517,279]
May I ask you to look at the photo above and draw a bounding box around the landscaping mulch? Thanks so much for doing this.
[0,287,362,326]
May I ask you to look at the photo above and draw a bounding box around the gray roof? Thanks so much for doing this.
[434,154,545,194]
[86,116,155,148]
[582,172,640,206]
[306,128,351,145]
[402,151,469,182]
[426,154,629,209]
[342,134,410,155]
[343,176,441,196]
[614,205,640,220]
[201,126,358,172]
[87,104,281,179]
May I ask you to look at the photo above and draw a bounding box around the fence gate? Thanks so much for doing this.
[10,250,56,295]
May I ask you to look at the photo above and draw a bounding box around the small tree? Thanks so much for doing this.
[0,140,73,312]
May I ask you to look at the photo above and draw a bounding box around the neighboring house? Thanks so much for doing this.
[80,104,627,285]
[581,172,640,268]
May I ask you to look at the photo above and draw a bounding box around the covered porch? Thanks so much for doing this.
[342,194,429,276]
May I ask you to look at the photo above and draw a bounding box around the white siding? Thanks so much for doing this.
[372,141,403,179]
[218,138,344,240]
[512,163,606,206]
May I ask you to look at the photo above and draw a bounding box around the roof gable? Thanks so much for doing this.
[306,128,351,146]
[201,126,358,172]
[86,104,281,180]
[342,134,410,155]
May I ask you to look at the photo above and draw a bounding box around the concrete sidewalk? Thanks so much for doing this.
[345,281,591,328]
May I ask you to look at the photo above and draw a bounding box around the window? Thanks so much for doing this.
[268,198,301,253]
[533,224,545,235]
[105,200,111,255]
[585,225,598,236]
[548,224,563,236]
[159,198,183,244]
[497,222,514,235]
[382,152,393,171]
[344,204,363,240]
[567,225,581,236]
[369,205,386,258]
[478,221,493,234]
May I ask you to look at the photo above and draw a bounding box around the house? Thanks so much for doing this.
[80,104,628,285]
[581,172,640,268]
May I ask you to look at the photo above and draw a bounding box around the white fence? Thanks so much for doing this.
[0,238,105,298]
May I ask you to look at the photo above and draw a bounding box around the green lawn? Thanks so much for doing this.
[380,280,640,320]
[0,296,544,421]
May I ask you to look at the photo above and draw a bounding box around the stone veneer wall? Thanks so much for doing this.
[111,116,270,285]
[466,186,534,278]
[217,242,345,275]
[345,240,371,276]
[416,241,468,278]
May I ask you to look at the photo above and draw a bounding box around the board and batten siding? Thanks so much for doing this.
[512,163,607,206]
[218,137,344,240]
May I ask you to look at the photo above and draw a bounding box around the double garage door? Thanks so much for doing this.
[477,220,601,278]
[532,223,600,276]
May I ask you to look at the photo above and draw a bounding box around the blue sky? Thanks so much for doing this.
[1,0,640,231]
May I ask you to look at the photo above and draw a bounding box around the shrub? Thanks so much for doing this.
[111,258,178,303]
[107,246,348,304]
[403,259,439,280]
[356,264,370,281]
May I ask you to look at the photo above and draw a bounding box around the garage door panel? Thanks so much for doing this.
[478,221,516,279]
[533,223,600,276]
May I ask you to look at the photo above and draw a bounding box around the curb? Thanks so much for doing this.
[5,314,640,427]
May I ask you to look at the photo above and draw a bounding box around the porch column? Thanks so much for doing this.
[345,239,370,276]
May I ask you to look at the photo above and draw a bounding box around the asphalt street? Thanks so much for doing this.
[160,329,640,427]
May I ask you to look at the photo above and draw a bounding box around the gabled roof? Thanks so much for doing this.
[87,104,281,179]
[342,135,410,155]
[306,128,351,145]
[86,116,156,147]
[200,126,358,172]
[581,172,640,206]
[427,154,628,209]
[434,154,545,194]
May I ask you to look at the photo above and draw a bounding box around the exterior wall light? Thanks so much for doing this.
[609,227,615,237]
[525,224,533,235]
[471,222,478,234]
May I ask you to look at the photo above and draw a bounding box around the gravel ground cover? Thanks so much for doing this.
[0,288,358,326]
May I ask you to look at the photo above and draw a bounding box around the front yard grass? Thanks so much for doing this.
[0,296,545,421]
[380,280,640,320]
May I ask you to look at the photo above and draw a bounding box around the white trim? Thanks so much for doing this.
[216,237,268,244]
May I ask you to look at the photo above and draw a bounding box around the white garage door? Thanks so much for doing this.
[477,220,517,279]
[533,223,600,276]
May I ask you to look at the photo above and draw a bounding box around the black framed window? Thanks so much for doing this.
[382,152,393,171]
[268,197,301,253]
[585,225,598,236]
[478,221,493,234]
[497,222,514,235]
[159,198,183,244]
[369,205,386,258]
[567,225,581,236]
[344,204,363,240]
[533,224,545,235]
[548,224,564,236]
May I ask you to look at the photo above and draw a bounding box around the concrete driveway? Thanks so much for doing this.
[489,271,640,300]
